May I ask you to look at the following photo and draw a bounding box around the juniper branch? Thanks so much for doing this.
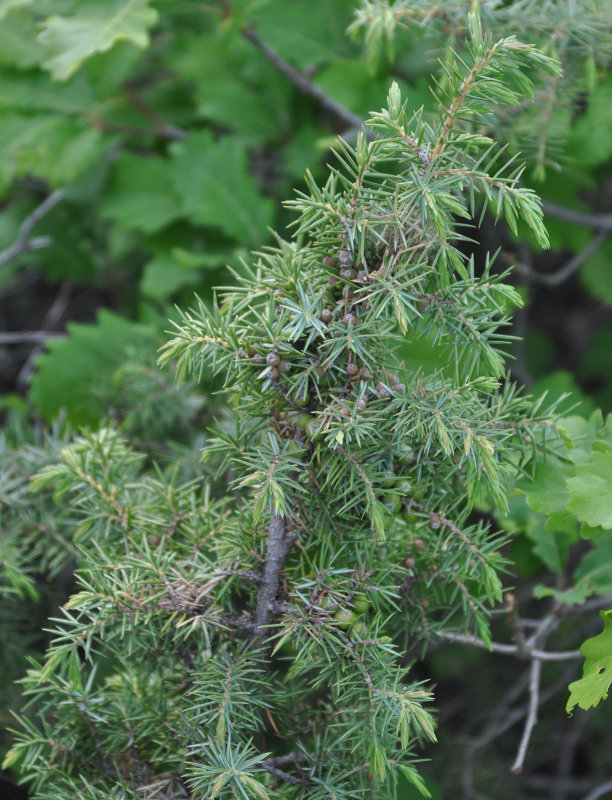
[253,512,296,647]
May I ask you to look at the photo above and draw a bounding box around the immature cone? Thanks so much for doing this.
[338,249,353,266]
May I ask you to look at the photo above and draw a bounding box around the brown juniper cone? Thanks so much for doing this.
[337,249,353,267]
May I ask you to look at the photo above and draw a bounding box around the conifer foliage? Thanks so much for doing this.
[6,17,561,800]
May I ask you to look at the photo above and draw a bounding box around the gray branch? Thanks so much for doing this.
[518,229,610,287]
[240,23,373,139]
[583,779,612,800]
[435,630,581,662]
[0,189,64,268]
[542,201,612,231]
[254,512,296,648]
[511,657,542,774]
[0,331,64,344]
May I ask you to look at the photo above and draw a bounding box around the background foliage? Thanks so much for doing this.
[1,1,612,799]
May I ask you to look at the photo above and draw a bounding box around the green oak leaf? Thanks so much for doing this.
[101,152,182,234]
[0,0,31,20]
[38,0,159,81]
[535,538,612,605]
[0,7,42,70]
[30,310,157,427]
[567,610,612,712]
[141,248,228,301]
[521,455,572,516]
[0,114,104,196]
[170,132,273,246]
[567,440,612,528]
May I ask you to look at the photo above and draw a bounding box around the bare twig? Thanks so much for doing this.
[505,592,529,657]
[435,630,581,661]
[261,751,307,785]
[511,656,542,773]
[17,280,72,389]
[0,189,64,268]
[460,664,577,798]
[0,331,64,345]
[236,17,373,139]
[122,82,187,141]
[542,201,612,231]
[518,229,610,286]
[583,779,612,800]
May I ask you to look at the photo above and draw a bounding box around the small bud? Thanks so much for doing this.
[274,289,283,297]
[392,382,405,393]
[338,249,353,266]
[339,268,357,281]
[316,366,325,377]
[414,539,424,550]
[359,367,372,379]
[340,406,351,417]
[328,275,339,286]
[342,313,356,324]
[376,382,390,399]
[278,360,290,373]
[357,398,367,411]
[269,367,279,379]
[421,599,429,608]
[148,534,161,547]
[355,270,369,283]
[346,363,359,377]
[405,557,415,569]
[323,255,337,268]
[266,352,280,366]
[429,515,441,530]
[342,286,353,300]
[320,308,333,323]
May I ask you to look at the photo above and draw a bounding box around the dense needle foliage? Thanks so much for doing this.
[2,17,576,799]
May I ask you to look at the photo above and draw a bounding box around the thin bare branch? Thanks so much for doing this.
[237,19,373,139]
[122,81,187,141]
[435,630,581,661]
[583,779,612,800]
[542,201,612,231]
[0,331,64,345]
[518,229,609,286]
[511,657,542,774]
[17,280,72,389]
[0,189,64,268]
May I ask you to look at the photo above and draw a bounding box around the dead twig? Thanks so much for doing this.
[217,0,371,139]
[435,630,581,662]
[518,229,610,287]
[542,201,612,231]
[510,657,542,774]
[0,189,64,268]
[0,331,64,345]
[17,280,72,389]
[582,779,612,800]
